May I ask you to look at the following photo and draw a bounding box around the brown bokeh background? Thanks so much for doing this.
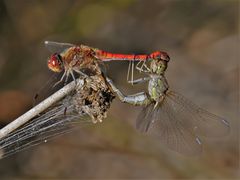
[0,0,238,179]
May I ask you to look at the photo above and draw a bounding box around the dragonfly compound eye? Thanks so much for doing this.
[150,51,170,62]
[47,53,63,72]
[160,52,170,62]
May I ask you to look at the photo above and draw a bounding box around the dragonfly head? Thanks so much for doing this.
[148,51,170,75]
[150,58,169,75]
[47,53,64,73]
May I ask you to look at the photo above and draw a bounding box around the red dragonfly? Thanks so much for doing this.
[45,41,170,83]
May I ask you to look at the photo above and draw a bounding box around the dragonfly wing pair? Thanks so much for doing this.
[45,41,74,54]
[0,98,92,158]
[136,91,230,155]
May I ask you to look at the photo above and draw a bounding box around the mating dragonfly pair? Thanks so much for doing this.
[0,41,230,158]
[45,41,230,155]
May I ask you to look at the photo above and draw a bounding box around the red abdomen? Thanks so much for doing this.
[95,50,170,62]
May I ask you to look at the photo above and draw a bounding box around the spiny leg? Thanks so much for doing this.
[139,61,146,71]
[131,60,135,84]
[106,77,151,106]
[127,60,135,85]
[74,69,88,77]
[127,61,150,85]
[135,61,142,71]
[127,60,131,83]
[128,77,150,84]
[53,70,67,87]
[143,61,150,72]
[136,60,150,73]
[69,70,77,85]
[64,71,70,85]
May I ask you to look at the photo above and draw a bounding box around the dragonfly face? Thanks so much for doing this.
[48,53,64,73]
[150,59,168,75]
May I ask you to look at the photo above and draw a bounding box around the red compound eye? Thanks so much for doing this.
[47,53,63,73]
[150,51,170,61]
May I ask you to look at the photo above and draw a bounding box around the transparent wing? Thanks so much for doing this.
[33,73,63,105]
[0,96,92,159]
[44,41,74,53]
[167,91,230,137]
[137,101,202,156]
[136,103,155,132]
[136,91,230,155]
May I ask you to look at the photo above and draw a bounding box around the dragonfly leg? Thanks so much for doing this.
[127,77,150,85]
[127,60,135,84]
[106,77,151,106]
[136,61,150,73]
[53,70,67,87]
[63,71,70,85]
[69,70,78,85]
[74,69,88,77]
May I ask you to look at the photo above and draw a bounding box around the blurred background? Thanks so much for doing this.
[0,0,238,179]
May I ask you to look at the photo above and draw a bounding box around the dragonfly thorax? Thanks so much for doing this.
[148,75,169,102]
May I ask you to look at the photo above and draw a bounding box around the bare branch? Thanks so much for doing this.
[0,79,84,139]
